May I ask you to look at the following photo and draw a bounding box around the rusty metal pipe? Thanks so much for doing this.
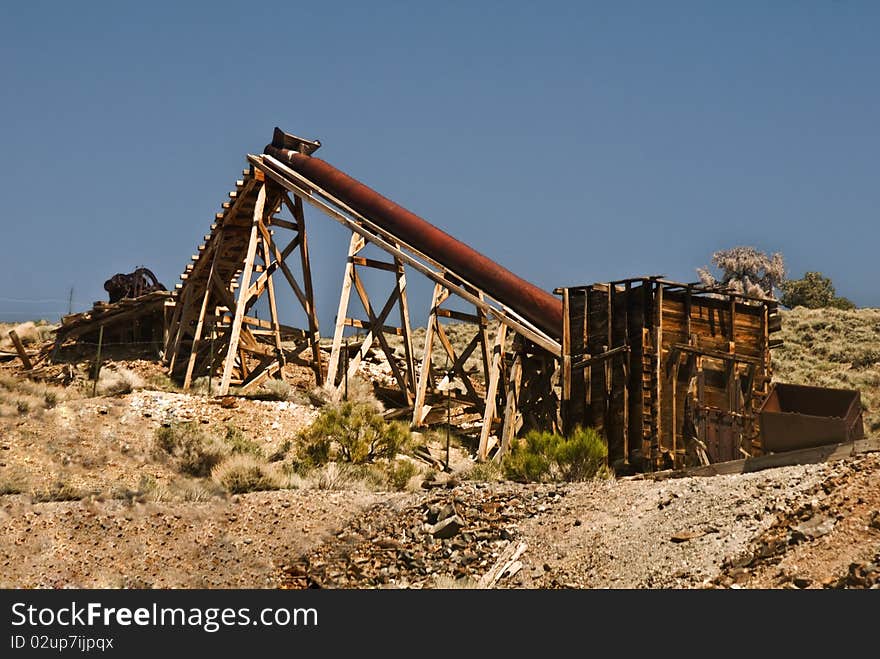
[264,144,563,340]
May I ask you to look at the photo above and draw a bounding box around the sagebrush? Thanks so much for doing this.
[294,401,410,469]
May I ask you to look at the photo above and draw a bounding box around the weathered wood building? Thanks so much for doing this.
[559,277,782,472]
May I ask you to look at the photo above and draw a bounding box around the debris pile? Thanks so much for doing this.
[279,483,565,589]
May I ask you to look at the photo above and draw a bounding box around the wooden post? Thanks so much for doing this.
[260,227,286,371]
[497,350,523,460]
[654,282,663,466]
[92,325,104,397]
[395,254,416,399]
[7,330,32,370]
[412,283,445,427]
[477,321,508,461]
[288,193,323,385]
[326,232,364,389]
[561,289,572,430]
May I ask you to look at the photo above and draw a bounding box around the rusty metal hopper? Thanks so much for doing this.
[758,382,865,453]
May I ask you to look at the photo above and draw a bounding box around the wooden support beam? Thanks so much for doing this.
[288,193,323,385]
[326,232,364,389]
[671,343,763,366]
[183,227,226,389]
[497,351,523,461]
[412,283,444,427]
[477,321,508,461]
[395,255,417,400]
[219,184,265,395]
[351,269,409,399]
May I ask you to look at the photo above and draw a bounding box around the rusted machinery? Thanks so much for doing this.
[104,267,166,303]
[759,382,864,452]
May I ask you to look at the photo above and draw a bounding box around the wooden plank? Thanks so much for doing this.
[349,256,398,272]
[570,345,630,370]
[343,318,403,335]
[267,217,298,231]
[8,330,33,370]
[477,321,508,461]
[436,308,482,324]
[671,343,763,366]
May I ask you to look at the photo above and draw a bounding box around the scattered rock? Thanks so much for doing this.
[430,515,465,539]
[791,516,836,542]
[671,530,706,543]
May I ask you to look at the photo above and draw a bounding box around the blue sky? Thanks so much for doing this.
[1,1,877,327]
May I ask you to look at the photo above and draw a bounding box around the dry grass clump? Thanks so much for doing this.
[211,454,281,494]
[0,469,28,496]
[773,307,880,432]
[93,367,144,396]
[245,378,292,402]
[153,422,286,495]
[0,372,71,417]
[154,423,226,477]
[0,321,55,350]
[460,460,503,482]
[30,480,85,503]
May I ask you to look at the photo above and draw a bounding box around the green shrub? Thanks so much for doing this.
[223,425,264,458]
[780,271,855,310]
[155,423,225,477]
[503,427,608,483]
[385,459,419,491]
[211,455,280,494]
[295,401,410,467]
[268,439,292,462]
